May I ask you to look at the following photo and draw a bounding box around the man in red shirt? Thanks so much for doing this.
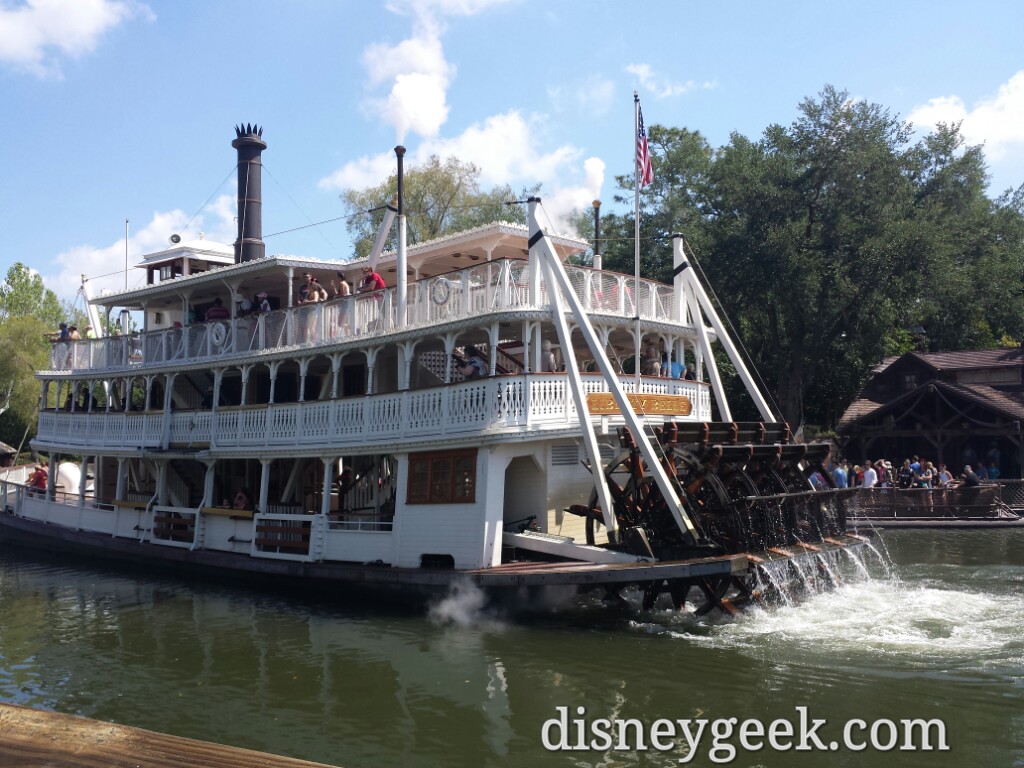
[358,266,386,294]
[28,464,48,494]
[204,297,230,321]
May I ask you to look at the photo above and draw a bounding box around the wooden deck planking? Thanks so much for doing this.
[0,703,340,768]
[469,554,749,587]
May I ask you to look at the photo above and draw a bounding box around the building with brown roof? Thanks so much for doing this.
[837,348,1023,478]
[0,441,15,468]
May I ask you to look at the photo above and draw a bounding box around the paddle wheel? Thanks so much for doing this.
[568,421,855,613]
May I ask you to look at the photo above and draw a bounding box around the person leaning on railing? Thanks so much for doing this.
[453,346,487,379]
[27,464,48,495]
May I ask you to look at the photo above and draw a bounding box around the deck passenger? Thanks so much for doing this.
[204,297,230,321]
[309,277,327,302]
[331,271,351,298]
[28,465,48,495]
[357,266,386,330]
[224,487,255,512]
[640,344,661,376]
[541,340,556,372]
[453,346,487,380]
[297,273,312,304]
[358,266,386,295]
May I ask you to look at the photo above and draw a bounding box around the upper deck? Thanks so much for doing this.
[48,257,697,376]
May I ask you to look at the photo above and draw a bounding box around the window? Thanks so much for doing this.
[903,373,918,391]
[407,449,477,504]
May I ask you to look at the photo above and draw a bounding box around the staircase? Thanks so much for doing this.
[167,459,206,507]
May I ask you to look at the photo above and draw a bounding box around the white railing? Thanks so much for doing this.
[35,374,711,452]
[50,261,682,373]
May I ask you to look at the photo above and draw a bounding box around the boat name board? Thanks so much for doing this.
[585,393,692,416]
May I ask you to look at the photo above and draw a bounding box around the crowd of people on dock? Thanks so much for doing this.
[828,454,1000,490]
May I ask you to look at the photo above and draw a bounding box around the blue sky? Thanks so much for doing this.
[1,0,1022,304]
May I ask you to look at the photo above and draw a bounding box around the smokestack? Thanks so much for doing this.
[395,145,406,215]
[232,124,267,263]
[395,146,407,330]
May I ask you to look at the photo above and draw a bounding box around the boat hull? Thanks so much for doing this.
[0,507,749,606]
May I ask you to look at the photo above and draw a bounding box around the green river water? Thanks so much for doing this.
[0,529,1021,768]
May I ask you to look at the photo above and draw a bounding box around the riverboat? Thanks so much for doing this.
[0,126,863,612]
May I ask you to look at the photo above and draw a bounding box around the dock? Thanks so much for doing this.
[0,703,340,768]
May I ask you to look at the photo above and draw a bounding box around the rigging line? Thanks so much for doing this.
[536,202,565,241]
[264,210,367,239]
[262,162,336,253]
[182,165,237,233]
[682,236,784,421]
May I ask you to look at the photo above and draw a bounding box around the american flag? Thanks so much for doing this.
[636,105,653,188]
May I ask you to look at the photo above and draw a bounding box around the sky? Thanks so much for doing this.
[1,0,1022,307]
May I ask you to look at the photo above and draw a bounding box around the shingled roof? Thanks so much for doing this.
[838,347,1024,430]
[912,347,1024,372]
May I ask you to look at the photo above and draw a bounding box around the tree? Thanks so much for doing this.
[0,263,65,328]
[340,156,535,259]
[698,86,988,429]
[580,126,715,283]
[0,316,51,450]
[595,86,1023,430]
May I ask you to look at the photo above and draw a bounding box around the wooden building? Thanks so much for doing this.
[0,441,15,468]
[837,348,1024,478]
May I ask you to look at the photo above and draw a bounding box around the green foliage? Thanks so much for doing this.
[605,85,1024,430]
[0,263,65,328]
[340,156,534,259]
[0,316,51,448]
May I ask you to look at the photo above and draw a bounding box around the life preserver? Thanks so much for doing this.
[430,277,451,306]
[209,322,227,347]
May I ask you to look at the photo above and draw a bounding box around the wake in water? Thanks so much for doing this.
[641,537,1024,676]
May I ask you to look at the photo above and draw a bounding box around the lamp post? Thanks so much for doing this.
[592,200,601,271]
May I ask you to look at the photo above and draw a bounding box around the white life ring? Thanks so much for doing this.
[209,322,228,347]
[430,277,451,306]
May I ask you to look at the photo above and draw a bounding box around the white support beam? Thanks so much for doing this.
[672,236,776,422]
[529,200,700,545]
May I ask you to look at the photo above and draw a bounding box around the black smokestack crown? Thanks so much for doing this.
[232,124,267,263]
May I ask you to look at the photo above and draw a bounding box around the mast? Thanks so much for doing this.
[633,93,642,386]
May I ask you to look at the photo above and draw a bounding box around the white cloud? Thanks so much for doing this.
[44,200,235,302]
[908,70,1024,160]
[317,151,400,192]
[423,111,579,186]
[385,0,516,25]
[322,0,602,233]
[320,111,603,235]
[626,63,715,100]
[0,0,153,78]
[363,0,515,143]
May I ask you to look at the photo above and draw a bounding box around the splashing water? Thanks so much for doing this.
[428,579,492,627]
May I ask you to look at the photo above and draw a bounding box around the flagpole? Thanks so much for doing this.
[633,91,642,387]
